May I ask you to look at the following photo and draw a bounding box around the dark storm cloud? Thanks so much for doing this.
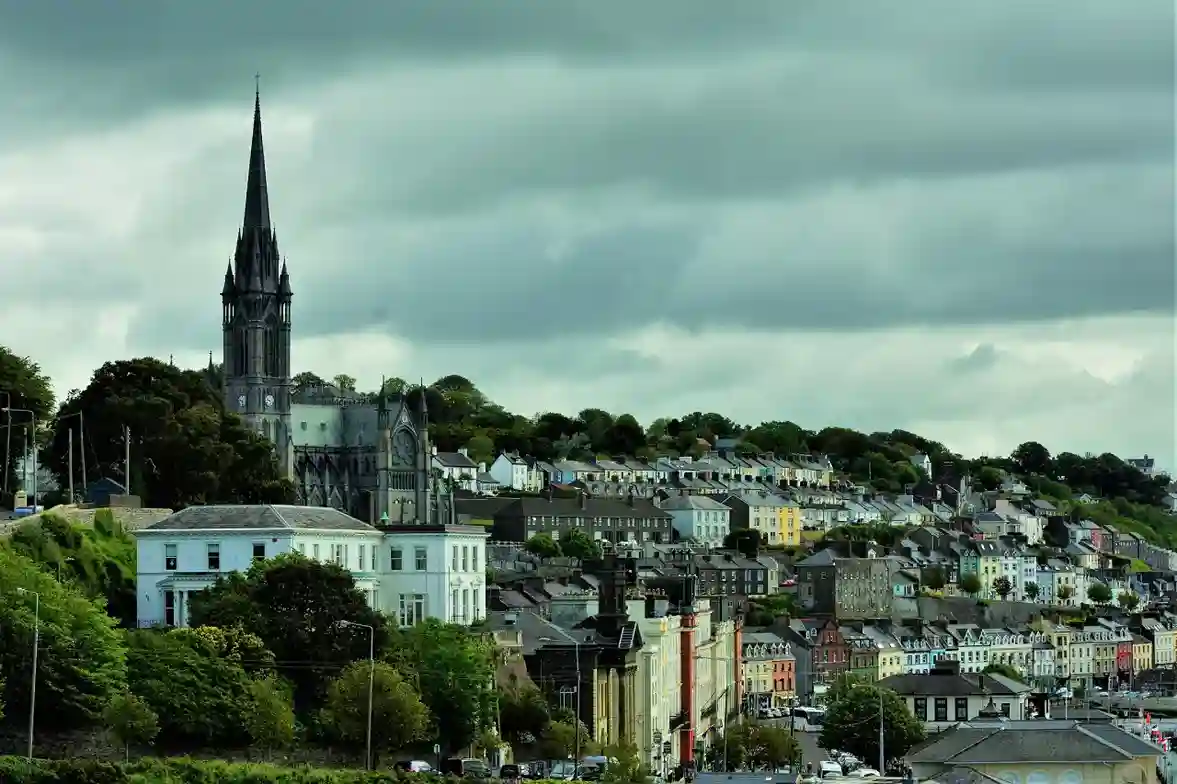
[2,0,1172,349]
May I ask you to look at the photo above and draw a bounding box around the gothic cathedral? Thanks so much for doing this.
[219,91,436,525]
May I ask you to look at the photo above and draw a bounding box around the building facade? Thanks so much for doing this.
[134,505,487,627]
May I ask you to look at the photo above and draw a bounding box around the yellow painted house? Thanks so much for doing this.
[1133,634,1154,673]
[778,500,803,547]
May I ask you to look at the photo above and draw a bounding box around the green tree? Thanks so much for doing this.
[244,675,297,757]
[559,528,602,561]
[1088,582,1113,604]
[993,576,1013,600]
[1118,591,1140,611]
[41,358,293,509]
[6,510,138,627]
[748,724,800,769]
[600,741,650,784]
[332,374,357,392]
[102,692,159,761]
[125,627,260,747]
[466,434,495,465]
[0,346,54,498]
[498,685,551,744]
[1058,584,1075,603]
[922,566,946,591]
[1011,441,1053,476]
[524,533,561,559]
[723,529,763,557]
[959,573,982,596]
[188,554,388,709]
[0,549,127,729]
[819,685,924,768]
[292,371,327,395]
[322,661,429,759]
[537,719,595,759]
[1024,582,1040,601]
[385,620,497,755]
[982,663,1024,683]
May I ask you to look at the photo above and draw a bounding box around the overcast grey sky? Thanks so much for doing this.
[1,1,1173,468]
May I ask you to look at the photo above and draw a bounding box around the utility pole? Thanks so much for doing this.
[2,392,9,494]
[124,425,131,496]
[878,687,885,773]
[77,413,86,493]
[67,428,74,503]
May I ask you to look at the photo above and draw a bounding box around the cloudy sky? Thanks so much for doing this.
[1,1,1174,469]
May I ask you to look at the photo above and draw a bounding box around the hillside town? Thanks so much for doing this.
[1,16,1173,782]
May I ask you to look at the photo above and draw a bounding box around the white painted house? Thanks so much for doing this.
[489,453,543,493]
[134,504,488,628]
[431,447,481,492]
[659,495,731,547]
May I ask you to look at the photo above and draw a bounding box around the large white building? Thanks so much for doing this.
[134,504,488,628]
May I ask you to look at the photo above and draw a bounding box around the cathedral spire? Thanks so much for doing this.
[242,82,271,232]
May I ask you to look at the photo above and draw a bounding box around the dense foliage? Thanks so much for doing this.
[4,509,137,626]
[0,756,540,784]
[0,346,54,503]
[818,683,925,767]
[0,548,127,728]
[188,554,391,709]
[39,357,294,509]
[705,722,799,770]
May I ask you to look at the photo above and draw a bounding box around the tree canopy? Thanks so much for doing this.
[187,554,389,709]
[384,619,498,754]
[0,346,54,498]
[40,358,293,509]
[4,509,137,626]
[321,661,429,758]
[818,684,924,768]
[0,548,127,729]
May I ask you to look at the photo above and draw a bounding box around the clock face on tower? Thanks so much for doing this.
[392,430,415,466]
[237,394,246,409]
[264,394,275,408]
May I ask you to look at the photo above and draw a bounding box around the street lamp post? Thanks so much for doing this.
[2,408,36,509]
[338,620,375,770]
[16,588,39,760]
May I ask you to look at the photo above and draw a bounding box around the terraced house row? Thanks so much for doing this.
[776,612,1177,698]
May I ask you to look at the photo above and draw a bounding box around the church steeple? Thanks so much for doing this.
[242,86,271,232]
[222,82,293,482]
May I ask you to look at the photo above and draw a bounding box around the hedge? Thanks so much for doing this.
[0,756,521,784]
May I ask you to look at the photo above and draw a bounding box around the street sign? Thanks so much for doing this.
[662,741,672,755]
[433,743,441,755]
[653,731,662,744]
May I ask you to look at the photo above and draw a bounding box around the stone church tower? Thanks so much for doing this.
[221,89,294,477]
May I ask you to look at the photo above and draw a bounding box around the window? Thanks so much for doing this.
[452,589,460,621]
[296,542,305,555]
[452,545,458,571]
[207,543,221,570]
[312,543,320,560]
[913,698,928,721]
[359,545,366,571]
[165,544,178,571]
[999,702,1011,718]
[252,542,266,562]
[934,698,948,722]
[399,593,425,627]
[472,548,479,572]
[955,698,969,721]
[415,547,427,570]
[390,547,403,570]
[164,590,176,627]
[462,546,469,572]
[462,589,470,623]
[333,544,343,564]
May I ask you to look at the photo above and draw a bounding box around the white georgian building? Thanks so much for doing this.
[134,504,488,628]
[659,495,731,547]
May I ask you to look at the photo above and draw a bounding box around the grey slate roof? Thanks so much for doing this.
[660,495,731,511]
[879,671,1029,696]
[435,451,479,469]
[907,720,1160,764]
[142,504,374,532]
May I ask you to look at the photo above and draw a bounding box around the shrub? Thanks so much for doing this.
[0,756,566,783]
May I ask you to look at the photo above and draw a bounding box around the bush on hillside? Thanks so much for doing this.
[0,756,559,783]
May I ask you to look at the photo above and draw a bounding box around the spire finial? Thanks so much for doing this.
[255,72,260,98]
